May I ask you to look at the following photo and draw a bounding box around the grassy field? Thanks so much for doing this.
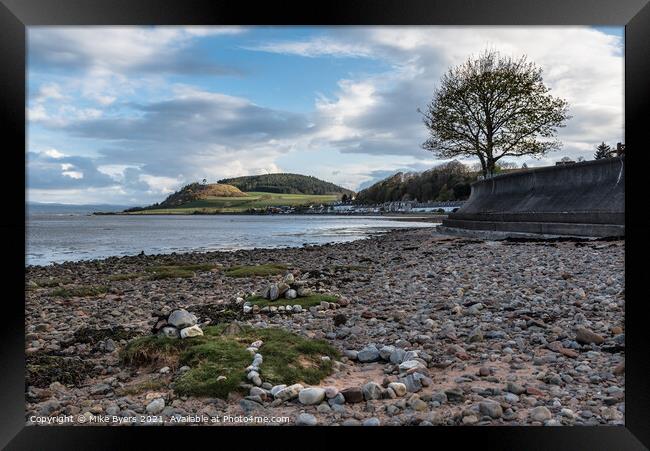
[126,192,339,214]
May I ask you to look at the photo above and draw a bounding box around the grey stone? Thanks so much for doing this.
[298,387,326,405]
[379,345,396,360]
[146,398,165,415]
[362,382,383,400]
[167,309,197,329]
[530,406,553,422]
[479,401,503,419]
[357,345,380,363]
[296,413,317,426]
[390,348,407,364]
[363,417,381,426]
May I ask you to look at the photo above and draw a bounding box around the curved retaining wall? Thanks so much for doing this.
[441,156,625,238]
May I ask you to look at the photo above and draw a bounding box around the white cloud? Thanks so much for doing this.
[284,27,623,164]
[246,37,373,58]
[33,83,65,102]
[42,148,66,159]
[62,170,83,179]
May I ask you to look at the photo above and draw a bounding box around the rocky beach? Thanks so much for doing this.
[25,228,625,426]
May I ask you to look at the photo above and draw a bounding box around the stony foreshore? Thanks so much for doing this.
[24,228,625,426]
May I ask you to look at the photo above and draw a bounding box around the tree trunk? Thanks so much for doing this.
[486,159,496,178]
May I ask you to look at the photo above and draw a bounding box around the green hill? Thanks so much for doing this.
[155,183,247,208]
[218,173,355,196]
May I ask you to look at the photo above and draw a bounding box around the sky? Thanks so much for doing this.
[27,26,624,205]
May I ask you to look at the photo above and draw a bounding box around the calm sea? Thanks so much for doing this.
[26,214,436,266]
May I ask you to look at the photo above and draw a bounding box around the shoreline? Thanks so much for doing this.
[26,217,441,268]
[25,228,625,426]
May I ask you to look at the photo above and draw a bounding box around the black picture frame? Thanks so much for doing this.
[1,0,647,448]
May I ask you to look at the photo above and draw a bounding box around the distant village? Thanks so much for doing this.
[259,200,464,215]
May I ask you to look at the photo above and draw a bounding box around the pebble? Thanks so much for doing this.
[146,398,165,415]
[298,387,326,405]
[295,413,317,426]
[530,406,553,422]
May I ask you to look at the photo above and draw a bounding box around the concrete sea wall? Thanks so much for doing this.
[440,156,625,238]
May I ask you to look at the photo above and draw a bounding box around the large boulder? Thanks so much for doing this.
[298,387,326,405]
[357,345,380,363]
[341,387,364,403]
[167,309,197,329]
[268,284,280,301]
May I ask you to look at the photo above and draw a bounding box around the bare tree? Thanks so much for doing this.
[420,50,570,177]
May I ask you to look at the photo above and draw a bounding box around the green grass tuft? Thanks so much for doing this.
[51,285,108,298]
[246,293,339,308]
[108,272,147,281]
[144,263,217,280]
[120,324,338,399]
[30,277,73,288]
[116,379,168,396]
[224,263,287,278]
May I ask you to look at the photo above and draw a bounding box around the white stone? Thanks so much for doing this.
[298,387,326,405]
[180,324,203,338]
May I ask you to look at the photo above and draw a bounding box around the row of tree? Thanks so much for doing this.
[218,173,354,196]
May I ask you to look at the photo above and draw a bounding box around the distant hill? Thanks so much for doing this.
[355,161,476,204]
[218,173,355,196]
[144,183,247,209]
[122,178,343,214]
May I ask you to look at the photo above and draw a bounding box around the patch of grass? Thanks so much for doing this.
[246,293,339,309]
[30,277,73,288]
[116,379,168,396]
[108,272,147,281]
[145,263,217,280]
[120,335,191,368]
[224,263,287,278]
[51,285,108,298]
[120,324,338,399]
[173,339,251,398]
[126,192,339,215]
[186,303,247,324]
[26,353,97,388]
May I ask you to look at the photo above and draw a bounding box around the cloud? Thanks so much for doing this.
[29,27,244,75]
[27,26,624,203]
[28,87,311,196]
[27,150,116,189]
[245,37,373,58]
[261,27,623,163]
[28,26,247,114]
